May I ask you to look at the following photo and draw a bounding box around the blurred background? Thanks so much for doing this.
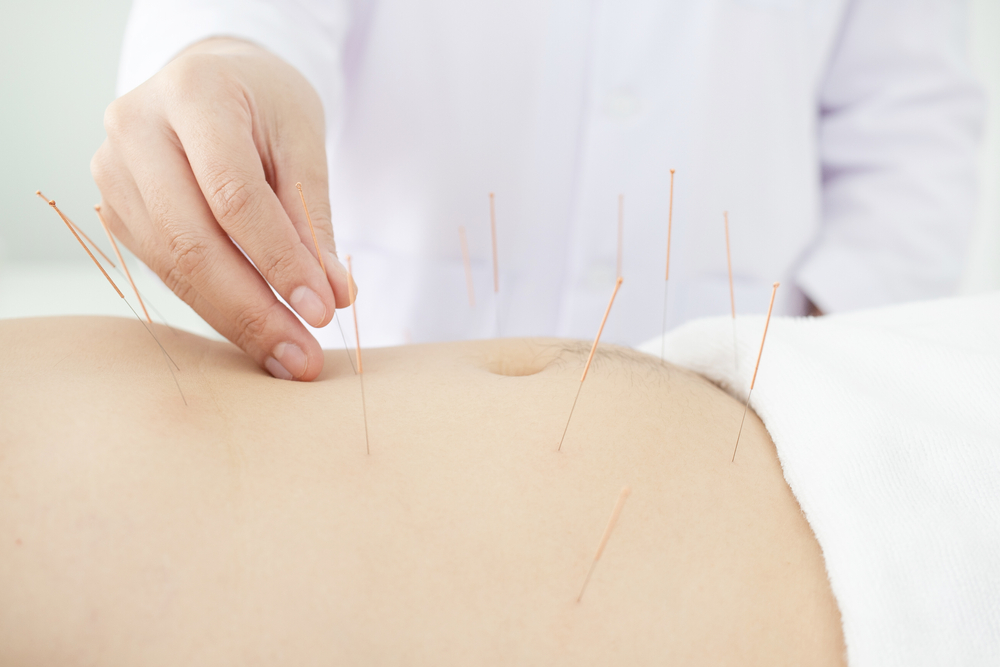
[0,0,998,335]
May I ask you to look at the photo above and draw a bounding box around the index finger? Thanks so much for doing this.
[170,94,339,331]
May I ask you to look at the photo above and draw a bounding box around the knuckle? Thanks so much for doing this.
[310,204,336,246]
[89,147,110,187]
[256,246,299,286]
[103,97,136,139]
[165,54,215,97]
[165,53,242,108]
[231,301,280,353]
[161,264,200,307]
[167,232,211,281]
[204,170,259,227]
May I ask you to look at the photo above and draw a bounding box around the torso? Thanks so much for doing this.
[0,316,844,665]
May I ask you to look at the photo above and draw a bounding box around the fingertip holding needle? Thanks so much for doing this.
[296,182,356,374]
[346,255,370,455]
[296,182,325,273]
[558,276,624,452]
[577,486,631,603]
[731,281,779,462]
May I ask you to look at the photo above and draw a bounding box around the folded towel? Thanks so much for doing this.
[639,293,1000,666]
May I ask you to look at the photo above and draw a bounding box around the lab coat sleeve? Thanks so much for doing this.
[116,0,349,121]
[796,0,984,313]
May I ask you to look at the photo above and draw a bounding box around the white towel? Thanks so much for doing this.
[638,293,1000,666]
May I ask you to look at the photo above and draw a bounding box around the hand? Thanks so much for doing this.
[91,37,353,381]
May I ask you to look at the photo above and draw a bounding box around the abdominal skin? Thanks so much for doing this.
[0,316,845,666]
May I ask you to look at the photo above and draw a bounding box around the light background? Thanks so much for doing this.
[0,0,997,334]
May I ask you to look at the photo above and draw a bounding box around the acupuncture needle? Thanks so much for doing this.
[47,200,117,269]
[94,204,151,323]
[557,276,624,452]
[459,225,475,308]
[489,192,501,337]
[577,486,631,603]
[95,205,180,332]
[660,169,675,361]
[295,182,356,374]
[345,255,370,455]
[37,191,186,405]
[90,204,173,331]
[724,211,738,376]
[731,281,779,462]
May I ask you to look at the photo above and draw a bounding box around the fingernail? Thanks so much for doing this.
[271,341,308,379]
[327,252,358,305]
[290,285,327,327]
[264,356,294,380]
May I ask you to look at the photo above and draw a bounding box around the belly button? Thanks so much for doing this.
[482,341,559,377]
[486,359,547,377]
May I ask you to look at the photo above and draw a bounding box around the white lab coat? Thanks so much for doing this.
[118,0,983,347]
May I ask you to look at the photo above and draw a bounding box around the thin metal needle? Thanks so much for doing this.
[660,169,675,361]
[558,277,623,452]
[489,192,501,337]
[95,204,151,323]
[92,204,176,330]
[459,225,475,308]
[577,486,631,603]
[335,313,357,374]
[346,255,370,455]
[557,382,584,453]
[42,197,117,268]
[295,182,356,374]
[732,282,779,462]
[124,299,186,405]
[724,211,738,376]
[123,298,181,371]
[37,191,185,403]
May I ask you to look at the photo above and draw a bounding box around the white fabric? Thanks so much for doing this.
[639,293,1000,666]
[117,0,982,347]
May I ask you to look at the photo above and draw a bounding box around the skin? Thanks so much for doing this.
[0,316,845,666]
[91,37,352,381]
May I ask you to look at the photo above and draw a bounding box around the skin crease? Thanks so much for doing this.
[91,37,353,381]
[0,316,846,666]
